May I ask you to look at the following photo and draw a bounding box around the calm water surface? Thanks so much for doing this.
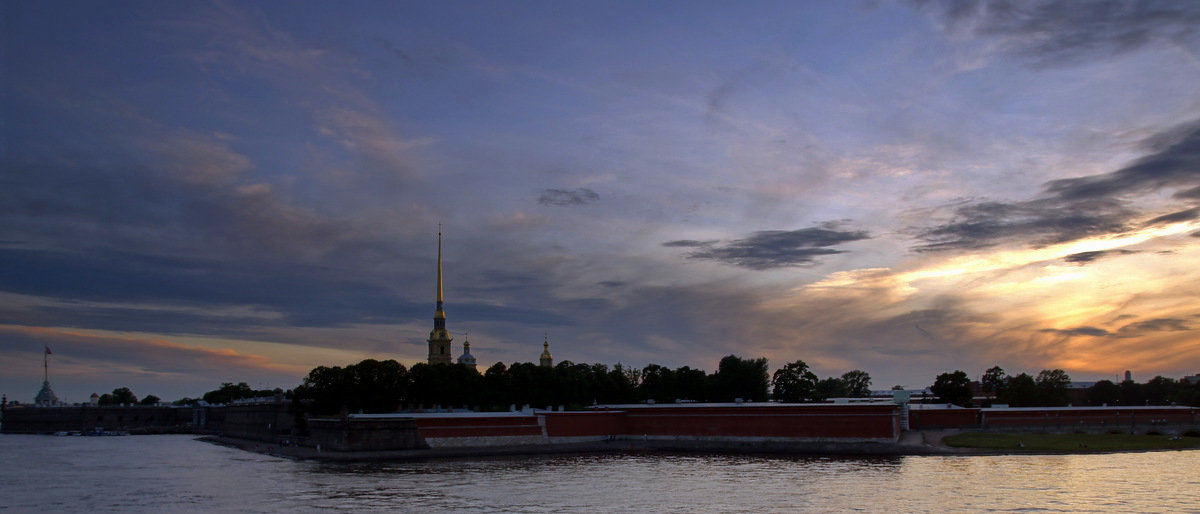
[1,434,1197,512]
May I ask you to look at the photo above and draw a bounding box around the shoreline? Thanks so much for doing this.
[199,434,955,462]
[199,431,1200,462]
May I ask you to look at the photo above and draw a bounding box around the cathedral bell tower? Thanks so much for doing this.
[540,334,553,368]
[428,231,453,364]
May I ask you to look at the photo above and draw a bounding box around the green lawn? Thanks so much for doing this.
[941,432,1200,452]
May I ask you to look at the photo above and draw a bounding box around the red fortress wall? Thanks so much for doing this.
[981,407,1199,430]
[614,404,899,441]
[403,404,902,447]
[908,406,1199,431]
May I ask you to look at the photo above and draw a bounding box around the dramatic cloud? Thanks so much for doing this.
[917,0,1200,66]
[1117,318,1192,337]
[1045,121,1200,201]
[1176,186,1200,200]
[666,227,870,270]
[538,188,600,206]
[915,198,1135,252]
[1146,207,1200,226]
[1040,326,1111,337]
[0,247,417,332]
[1063,249,1136,264]
[917,121,1200,252]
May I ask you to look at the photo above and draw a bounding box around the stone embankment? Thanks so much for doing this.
[200,431,953,463]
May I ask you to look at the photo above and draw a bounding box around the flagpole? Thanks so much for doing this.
[44,347,49,383]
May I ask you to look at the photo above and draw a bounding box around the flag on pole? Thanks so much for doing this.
[45,346,52,355]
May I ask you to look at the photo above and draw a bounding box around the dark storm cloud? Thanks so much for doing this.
[667,227,871,270]
[0,107,441,335]
[0,143,587,341]
[1146,207,1200,226]
[0,155,373,263]
[538,188,600,206]
[1045,122,1200,200]
[915,0,1200,66]
[1117,318,1192,336]
[1040,326,1110,337]
[915,198,1134,252]
[0,304,271,337]
[915,120,1200,251]
[1176,186,1200,200]
[1063,249,1135,264]
[0,247,421,332]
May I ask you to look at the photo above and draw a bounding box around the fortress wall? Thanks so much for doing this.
[415,415,546,447]
[543,411,625,441]
[308,417,426,451]
[908,408,980,430]
[981,407,1200,430]
[0,405,192,434]
[211,401,295,442]
[616,405,900,442]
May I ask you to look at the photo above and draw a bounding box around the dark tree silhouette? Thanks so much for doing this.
[98,387,138,405]
[841,370,872,397]
[711,355,769,402]
[931,370,973,406]
[1085,380,1120,406]
[814,377,847,401]
[772,360,818,402]
[981,366,1006,401]
[1001,373,1039,407]
[1035,369,1071,406]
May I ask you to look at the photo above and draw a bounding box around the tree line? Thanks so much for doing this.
[930,366,1200,407]
[22,383,280,408]
[289,356,874,415]
[93,387,160,406]
[96,359,1198,414]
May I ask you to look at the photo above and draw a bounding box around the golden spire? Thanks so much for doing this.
[428,227,452,364]
[435,228,445,320]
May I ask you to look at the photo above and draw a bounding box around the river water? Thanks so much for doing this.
[1,434,1196,512]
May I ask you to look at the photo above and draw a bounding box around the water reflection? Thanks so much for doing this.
[1,435,1197,513]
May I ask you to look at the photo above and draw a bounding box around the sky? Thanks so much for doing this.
[3,0,1199,403]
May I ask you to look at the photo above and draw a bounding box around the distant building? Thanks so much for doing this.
[34,346,58,407]
[540,335,553,368]
[1124,370,1133,383]
[1184,373,1200,385]
[457,337,477,371]
[34,381,57,407]
[427,231,453,365]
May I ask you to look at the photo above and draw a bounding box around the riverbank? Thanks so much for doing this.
[200,432,956,462]
[199,430,1200,462]
[941,431,1200,452]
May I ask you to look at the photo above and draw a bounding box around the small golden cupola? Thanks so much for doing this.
[539,334,553,368]
[458,333,477,370]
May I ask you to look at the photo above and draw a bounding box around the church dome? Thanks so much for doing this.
[458,340,477,367]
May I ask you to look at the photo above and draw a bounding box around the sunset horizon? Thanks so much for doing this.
[3,1,1199,403]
